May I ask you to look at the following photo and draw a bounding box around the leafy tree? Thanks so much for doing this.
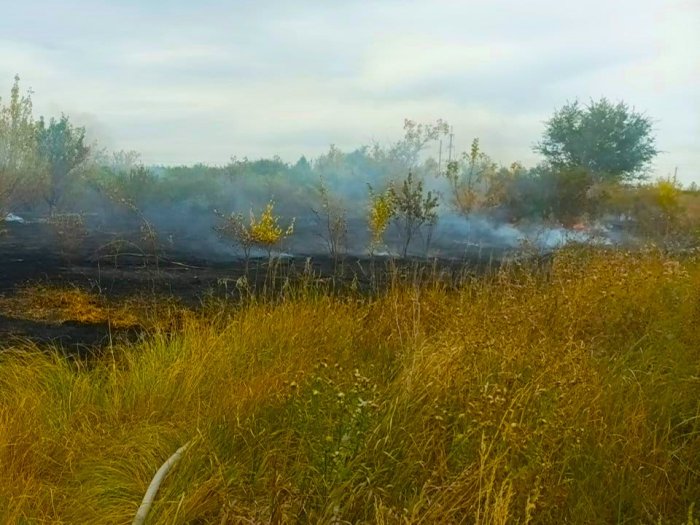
[314,144,346,174]
[390,119,450,168]
[0,75,40,217]
[500,163,599,226]
[388,172,439,257]
[36,114,90,214]
[535,98,657,182]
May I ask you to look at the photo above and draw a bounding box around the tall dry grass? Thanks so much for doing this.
[0,247,698,523]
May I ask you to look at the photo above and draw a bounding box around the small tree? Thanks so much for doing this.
[535,98,657,182]
[388,172,439,257]
[249,201,295,258]
[311,177,347,259]
[36,114,90,214]
[0,75,40,218]
[215,211,255,262]
[445,138,497,216]
[483,162,523,210]
[93,154,162,268]
[367,119,450,175]
[387,119,450,168]
[216,201,294,263]
[109,149,142,174]
[367,185,395,256]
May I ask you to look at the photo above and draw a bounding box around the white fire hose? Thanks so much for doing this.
[132,440,192,525]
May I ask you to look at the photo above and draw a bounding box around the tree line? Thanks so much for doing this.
[1,74,697,258]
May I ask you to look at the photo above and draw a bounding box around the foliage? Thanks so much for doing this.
[482,162,521,209]
[539,165,597,226]
[95,153,159,213]
[0,76,693,253]
[311,177,347,258]
[0,249,698,522]
[0,75,40,215]
[215,211,255,259]
[89,152,163,264]
[655,176,682,214]
[535,98,657,182]
[94,150,159,211]
[108,149,142,173]
[445,138,499,216]
[605,176,699,248]
[384,118,450,168]
[249,201,295,255]
[367,185,396,255]
[388,171,439,256]
[217,200,295,259]
[488,163,608,226]
[36,114,91,214]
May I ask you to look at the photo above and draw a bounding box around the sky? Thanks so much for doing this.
[0,0,698,183]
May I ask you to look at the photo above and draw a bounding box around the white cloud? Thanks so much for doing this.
[0,0,697,182]
[360,39,521,89]
[121,44,230,67]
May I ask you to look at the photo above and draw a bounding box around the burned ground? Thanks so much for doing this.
[0,221,510,353]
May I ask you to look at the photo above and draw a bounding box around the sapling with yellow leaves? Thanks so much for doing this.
[250,200,295,258]
[367,185,395,256]
[216,200,294,263]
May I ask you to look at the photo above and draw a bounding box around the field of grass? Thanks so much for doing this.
[0,247,698,523]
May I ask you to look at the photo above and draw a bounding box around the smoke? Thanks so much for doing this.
[10,131,624,261]
[99,168,617,260]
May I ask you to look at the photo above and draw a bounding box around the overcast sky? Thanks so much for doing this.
[1,1,698,182]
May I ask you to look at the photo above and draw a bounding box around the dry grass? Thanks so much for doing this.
[0,247,698,523]
[0,284,183,329]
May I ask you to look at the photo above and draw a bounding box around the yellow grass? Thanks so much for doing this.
[0,284,182,329]
[0,247,698,523]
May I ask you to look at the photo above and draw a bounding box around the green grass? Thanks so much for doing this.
[0,247,698,523]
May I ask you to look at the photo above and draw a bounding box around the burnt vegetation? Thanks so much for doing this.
[0,76,699,523]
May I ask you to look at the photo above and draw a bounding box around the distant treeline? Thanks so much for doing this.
[1,75,698,257]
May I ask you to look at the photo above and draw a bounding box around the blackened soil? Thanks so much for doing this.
[0,314,141,356]
[0,222,508,351]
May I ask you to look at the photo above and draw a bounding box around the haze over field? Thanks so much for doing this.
[0,0,698,183]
